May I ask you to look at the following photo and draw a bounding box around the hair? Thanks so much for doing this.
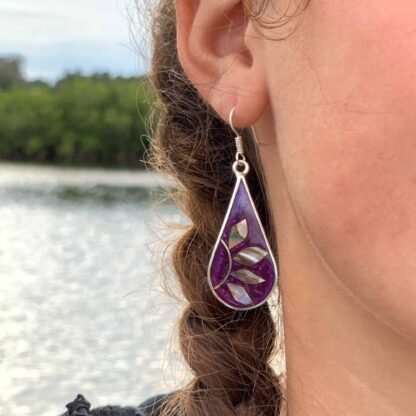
[142,0,310,415]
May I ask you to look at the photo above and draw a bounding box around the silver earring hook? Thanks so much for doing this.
[228,107,246,165]
[229,106,240,138]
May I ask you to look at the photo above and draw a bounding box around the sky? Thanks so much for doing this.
[0,0,151,82]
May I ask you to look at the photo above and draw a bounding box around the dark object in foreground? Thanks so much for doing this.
[59,392,174,416]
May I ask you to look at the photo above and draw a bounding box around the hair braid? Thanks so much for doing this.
[146,0,285,414]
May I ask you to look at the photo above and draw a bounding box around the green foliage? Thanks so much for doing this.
[0,56,24,90]
[0,71,156,168]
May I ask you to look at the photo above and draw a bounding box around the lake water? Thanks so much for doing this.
[0,163,190,416]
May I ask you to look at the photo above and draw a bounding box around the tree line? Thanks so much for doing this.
[0,56,156,168]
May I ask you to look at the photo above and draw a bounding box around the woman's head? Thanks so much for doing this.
[147,0,416,414]
[173,0,416,341]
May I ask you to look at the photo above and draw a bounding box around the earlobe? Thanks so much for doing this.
[175,0,268,128]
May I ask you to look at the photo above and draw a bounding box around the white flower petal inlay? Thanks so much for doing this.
[233,246,268,266]
[226,282,253,305]
[231,269,265,285]
[229,219,248,249]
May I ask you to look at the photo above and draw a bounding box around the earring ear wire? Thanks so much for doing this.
[229,106,240,137]
[230,106,260,146]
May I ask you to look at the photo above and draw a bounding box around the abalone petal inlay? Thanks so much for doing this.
[233,246,268,267]
[229,219,248,249]
[226,282,253,305]
[231,269,265,285]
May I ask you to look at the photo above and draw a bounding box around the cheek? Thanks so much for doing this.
[270,0,416,337]
[291,116,416,338]
[295,116,416,288]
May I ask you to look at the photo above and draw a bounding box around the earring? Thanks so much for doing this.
[207,107,278,310]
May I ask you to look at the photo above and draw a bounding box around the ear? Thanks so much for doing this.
[175,0,268,128]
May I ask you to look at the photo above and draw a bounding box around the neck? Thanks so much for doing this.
[255,121,416,416]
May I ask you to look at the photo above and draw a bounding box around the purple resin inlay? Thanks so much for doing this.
[208,176,277,309]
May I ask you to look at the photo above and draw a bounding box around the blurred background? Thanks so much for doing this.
[0,1,189,415]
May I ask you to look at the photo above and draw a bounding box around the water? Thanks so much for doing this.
[0,163,189,416]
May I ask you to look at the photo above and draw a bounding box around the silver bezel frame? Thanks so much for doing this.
[207,171,279,310]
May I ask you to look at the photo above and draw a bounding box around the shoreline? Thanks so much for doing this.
[0,161,174,189]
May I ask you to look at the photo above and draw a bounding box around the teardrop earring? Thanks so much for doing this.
[207,107,278,310]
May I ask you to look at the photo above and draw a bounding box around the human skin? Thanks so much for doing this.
[175,0,416,415]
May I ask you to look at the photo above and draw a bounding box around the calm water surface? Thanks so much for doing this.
[0,163,189,416]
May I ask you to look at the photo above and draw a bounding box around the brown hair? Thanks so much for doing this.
[142,0,310,415]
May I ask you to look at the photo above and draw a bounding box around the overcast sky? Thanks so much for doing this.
[0,0,150,82]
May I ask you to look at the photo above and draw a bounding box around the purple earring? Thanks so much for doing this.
[207,107,278,310]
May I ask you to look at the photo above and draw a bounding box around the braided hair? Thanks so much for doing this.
[142,0,309,414]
